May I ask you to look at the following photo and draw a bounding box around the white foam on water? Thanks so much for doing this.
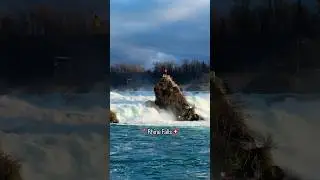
[0,93,106,180]
[238,94,320,180]
[1,91,319,179]
[0,93,106,124]
[0,132,105,180]
[110,91,210,127]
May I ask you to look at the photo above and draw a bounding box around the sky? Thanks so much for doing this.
[110,0,210,68]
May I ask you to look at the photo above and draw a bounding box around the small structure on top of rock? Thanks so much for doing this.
[146,74,203,121]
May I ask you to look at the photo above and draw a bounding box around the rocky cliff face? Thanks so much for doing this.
[151,74,203,121]
[109,110,118,123]
[211,72,299,179]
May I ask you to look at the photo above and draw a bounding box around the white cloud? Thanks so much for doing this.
[111,42,177,69]
[110,0,210,66]
[155,0,210,23]
[111,0,210,37]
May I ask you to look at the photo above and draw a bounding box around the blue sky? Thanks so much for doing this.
[110,0,210,68]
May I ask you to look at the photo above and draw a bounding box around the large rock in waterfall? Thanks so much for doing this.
[147,74,203,121]
[109,110,119,123]
[211,71,299,180]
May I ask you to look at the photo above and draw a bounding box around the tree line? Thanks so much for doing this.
[111,60,210,75]
[110,60,210,87]
[0,5,107,37]
[0,6,108,88]
[213,0,320,73]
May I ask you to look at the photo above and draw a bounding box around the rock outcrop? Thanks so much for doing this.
[148,74,203,121]
[211,71,299,180]
[0,150,22,180]
[109,110,119,123]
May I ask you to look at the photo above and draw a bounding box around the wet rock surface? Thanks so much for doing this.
[211,71,300,180]
[148,74,203,121]
[109,110,119,123]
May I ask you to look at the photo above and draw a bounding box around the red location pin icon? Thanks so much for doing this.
[172,128,179,135]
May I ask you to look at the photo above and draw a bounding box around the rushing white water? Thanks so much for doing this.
[235,94,320,180]
[0,93,106,180]
[0,93,106,125]
[110,91,210,127]
[0,91,319,179]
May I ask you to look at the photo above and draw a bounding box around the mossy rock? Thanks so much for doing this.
[153,74,203,121]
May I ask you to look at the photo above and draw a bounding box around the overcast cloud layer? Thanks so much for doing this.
[110,0,210,68]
